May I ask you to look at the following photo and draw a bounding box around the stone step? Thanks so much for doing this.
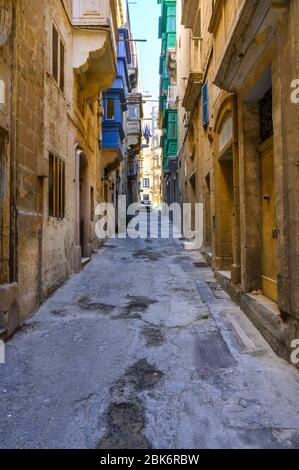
[81,257,91,269]
[0,328,7,341]
[226,313,265,355]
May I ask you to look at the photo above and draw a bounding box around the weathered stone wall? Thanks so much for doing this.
[42,0,75,297]
[0,0,109,334]
[177,0,299,362]
[42,0,102,295]
[272,0,299,321]
[0,0,18,335]
[0,2,12,285]
[14,0,45,321]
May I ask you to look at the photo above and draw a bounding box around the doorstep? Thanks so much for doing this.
[215,269,242,303]
[240,293,289,361]
[81,257,91,269]
[218,270,231,280]
[204,252,213,268]
[0,328,7,341]
[0,283,19,338]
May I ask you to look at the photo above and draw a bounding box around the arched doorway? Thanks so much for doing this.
[213,95,240,282]
[79,152,89,257]
[75,147,91,268]
[188,122,197,231]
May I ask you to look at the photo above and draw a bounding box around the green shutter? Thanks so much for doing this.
[158,16,163,38]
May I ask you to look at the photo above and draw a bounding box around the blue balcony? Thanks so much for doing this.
[102,90,125,171]
[101,27,132,172]
[102,122,125,149]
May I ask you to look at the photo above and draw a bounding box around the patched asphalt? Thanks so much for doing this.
[0,213,299,449]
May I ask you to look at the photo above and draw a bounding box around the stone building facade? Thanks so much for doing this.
[176,0,299,363]
[0,0,139,338]
[139,116,162,207]
[158,0,178,205]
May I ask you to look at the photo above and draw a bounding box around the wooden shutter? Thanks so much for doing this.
[60,39,65,92]
[52,25,59,82]
[49,154,54,217]
[49,154,65,219]
[202,82,209,127]
[62,160,65,219]
[158,16,163,39]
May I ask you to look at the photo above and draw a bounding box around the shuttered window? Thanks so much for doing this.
[158,16,163,38]
[49,154,65,219]
[90,187,94,222]
[52,24,65,93]
[60,40,65,93]
[52,25,59,82]
[202,82,209,127]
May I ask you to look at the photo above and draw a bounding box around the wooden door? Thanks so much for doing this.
[260,137,278,302]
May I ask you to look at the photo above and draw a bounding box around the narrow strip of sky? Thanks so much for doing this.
[129,0,161,101]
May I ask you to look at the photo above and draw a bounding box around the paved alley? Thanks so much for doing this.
[0,214,299,449]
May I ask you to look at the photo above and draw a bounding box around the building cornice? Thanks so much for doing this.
[213,0,290,92]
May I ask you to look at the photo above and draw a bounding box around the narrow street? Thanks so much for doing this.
[0,214,299,450]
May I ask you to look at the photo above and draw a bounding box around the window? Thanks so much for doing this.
[90,187,94,222]
[76,81,85,117]
[60,40,65,92]
[128,105,139,119]
[52,24,65,93]
[259,88,273,143]
[106,98,115,120]
[202,82,209,127]
[49,154,65,219]
[170,123,176,139]
[158,16,163,38]
[168,16,176,33]
[219,115,233,151]
[143,178,150,188]
[52,25,59,82]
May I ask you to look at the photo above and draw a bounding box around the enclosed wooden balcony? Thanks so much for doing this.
[72,0,118,101]
[182,37,203,112]
[181,0,201,37]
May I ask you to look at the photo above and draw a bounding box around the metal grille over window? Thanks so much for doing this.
[52,25,59,83]
[49,154,65,219]
[52,24,65,93]
[259,88,273,143]
[202,82,209,127]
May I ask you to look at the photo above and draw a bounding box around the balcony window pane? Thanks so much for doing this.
[106,98,115,120]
